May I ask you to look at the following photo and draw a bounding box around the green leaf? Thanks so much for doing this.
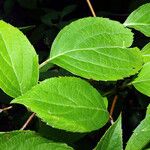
[103,97,108,109]
[0,21,39,98]
[132,62,150,96]
[95,115,123,150]
[125,104,150,150]
[0,130,73,150]
[49,17,143,81]
[38,121,86,144]
[61,5,76,19]
[142,42,150,63]
[12,77,109,132]
[146,105,150,117]
[124,3,150,37]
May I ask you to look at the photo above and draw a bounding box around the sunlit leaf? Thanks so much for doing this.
[48,17,143,81]
[125,104,150,150]
[0,21,39,98]
[12,77,109,132]
[124,3,150,37]
[0,130,73,150]
[95,115,123,150]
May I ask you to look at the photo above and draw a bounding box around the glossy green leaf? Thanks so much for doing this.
[125,104,150,150]
[124,3,150,37]
[12,77,109,132]
[142,42,150,63]
[49,17,143,81]
[95,115,123,150]
[146,105,150,117]
[132,62,150,96]
[0,130,73,150]
[50,47,142,81]
[0,21,39,98]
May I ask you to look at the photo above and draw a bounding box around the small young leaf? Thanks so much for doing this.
[48,17,143,81]
[12,77,109,133]
[94,115,123,150]
[125,104,150,150]
[0,130,73,150]
[142,42,150,63]
[103,97,108,109]
[132,62,150,97]
[124,3,150,37]
[0,21,39,98]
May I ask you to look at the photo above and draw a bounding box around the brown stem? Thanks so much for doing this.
[0,106,12,113]
[86,0,96,17]
[109,95,118,124]
[20,112,36,130]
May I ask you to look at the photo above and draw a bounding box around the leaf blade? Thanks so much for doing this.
[125,105,150,150]
[0,130,73,150]
[49,17,143,81]
[132,62,150,96]
[95,115,123,150]
[50,47,143,81]
[12,77,109,132]
[0,21,39,98]
[142,42,150,63]
[124,3,150,37]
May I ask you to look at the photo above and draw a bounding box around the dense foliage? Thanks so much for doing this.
[0,1,150,150]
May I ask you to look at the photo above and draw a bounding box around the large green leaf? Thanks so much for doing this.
[125,104,150,150]
[132,62,150,96]
[0,130,73,150]
[0,21,39,98]
[48,17,143,81]
[124,3,150,37]
[12,77,109,132]
[94,115,123,150]
[142,42,150,63]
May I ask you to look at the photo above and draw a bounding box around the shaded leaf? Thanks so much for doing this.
[51,47,142,81]
[146,104,150,117]
[38,121,86,144]
[132,62,150,96]
[41,10,60,26]
[61,5,77,19]
[95,115,123,150]
[124,3,150,37]
[3,0,15,14]
[0,130,73,150]
[0,21,39,98]
[12,77,109,133]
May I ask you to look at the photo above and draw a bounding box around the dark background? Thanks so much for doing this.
[0,0,150,149]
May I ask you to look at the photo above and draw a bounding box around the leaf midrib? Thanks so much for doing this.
[0,33,23,95]
[50,46,129,62]
[14,98,107,112]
